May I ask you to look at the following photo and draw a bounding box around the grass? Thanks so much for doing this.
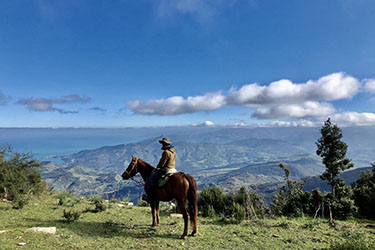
[1,193,375,249]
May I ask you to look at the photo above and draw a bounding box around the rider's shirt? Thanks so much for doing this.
[156,147,176,172]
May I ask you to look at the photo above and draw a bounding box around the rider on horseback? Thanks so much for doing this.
[143,137,176,203]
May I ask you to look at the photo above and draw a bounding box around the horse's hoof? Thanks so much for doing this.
[180,234,187,240]
[189,232,197,237]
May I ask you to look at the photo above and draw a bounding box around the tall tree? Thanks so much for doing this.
[316,118,354,197]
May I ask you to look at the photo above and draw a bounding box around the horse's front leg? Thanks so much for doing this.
[155,201,160,226]
[151,202,157,227]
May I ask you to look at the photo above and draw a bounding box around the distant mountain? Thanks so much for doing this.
[40,126,375,202]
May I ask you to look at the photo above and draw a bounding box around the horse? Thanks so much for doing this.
[121,156,198,239]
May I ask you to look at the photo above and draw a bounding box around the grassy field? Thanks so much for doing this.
[1,194,375,250]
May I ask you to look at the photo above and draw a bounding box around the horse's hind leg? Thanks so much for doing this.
[151,202,157,227]
[177,200,188,239]
[155,201,160,226]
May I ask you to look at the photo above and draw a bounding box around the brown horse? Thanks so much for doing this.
[121,156,198,239]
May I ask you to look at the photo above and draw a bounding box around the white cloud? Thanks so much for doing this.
[252,101,335,119]
[266,119,317,127]
[127,72,373,120]
[363,79,375,93]
[128,92,226,115]
[228,72,360,105]
[332,112,375,126]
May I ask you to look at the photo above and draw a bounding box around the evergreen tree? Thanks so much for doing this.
[316,118,354,197]
[0,145,46,208]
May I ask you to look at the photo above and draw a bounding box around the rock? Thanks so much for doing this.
[27,227,56,234]
[118,204,125,208]
[0,230,7,234]
[272,234,280,238]
[18,243,26,246]
[170,213,183,218]
[366,224,375,228]
[126,202,134,206]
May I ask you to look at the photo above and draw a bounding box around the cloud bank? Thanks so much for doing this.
[18,94,91,114]
[127,72,375,126]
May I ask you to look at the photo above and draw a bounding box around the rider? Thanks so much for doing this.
[143,137,176,203]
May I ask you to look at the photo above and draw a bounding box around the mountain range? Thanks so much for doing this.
[40,126,375,202]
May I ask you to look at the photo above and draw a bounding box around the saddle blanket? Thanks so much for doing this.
[157,169,177,187]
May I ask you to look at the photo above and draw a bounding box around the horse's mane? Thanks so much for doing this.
[137,158,156,170]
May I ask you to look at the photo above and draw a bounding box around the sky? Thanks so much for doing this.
[0,0,375,128]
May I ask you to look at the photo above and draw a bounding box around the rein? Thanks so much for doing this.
[124,158,144,186]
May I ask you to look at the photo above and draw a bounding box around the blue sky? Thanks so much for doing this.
[1,0,375,127]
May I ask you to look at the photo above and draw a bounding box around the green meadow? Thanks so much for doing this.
[1,193,374,250]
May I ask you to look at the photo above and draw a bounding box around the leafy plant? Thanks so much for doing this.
[0,145,47,209]
[63,209,81,222]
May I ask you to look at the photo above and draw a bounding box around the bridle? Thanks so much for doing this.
[123,158,144,186]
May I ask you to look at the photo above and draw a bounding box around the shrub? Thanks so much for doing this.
[89,196,107,212]
[137,200,149,207]
[0,145,47,209]
[352,163,375,219]
[270,164,313,217]
[232,203,246,223]
[329,231,375,250]
[198,185,267,221]
[63,209,82,222]
[198,185,233,217]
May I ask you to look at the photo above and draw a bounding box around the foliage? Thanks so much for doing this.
[63,209,82,223]
[57,191,81,207]
[0,145,47,209]
[316,118,354,196]
[315,118,357,219]
[328,231,375,250]
[90,195,107,212]
[270,164,313,217]
[137,200,149,207]
[198,185,267,223]
[352,163,375,219]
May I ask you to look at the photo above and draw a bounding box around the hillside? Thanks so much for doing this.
[1,194,374,249]
[39,125,375,202]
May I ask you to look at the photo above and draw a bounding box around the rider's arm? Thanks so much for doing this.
[156,151,168,169]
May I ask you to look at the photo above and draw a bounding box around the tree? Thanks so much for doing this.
[316,118,354,198]
[316,118,357,220]
[0,145,47,208]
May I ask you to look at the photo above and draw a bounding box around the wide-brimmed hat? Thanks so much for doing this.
[159,137,172,145]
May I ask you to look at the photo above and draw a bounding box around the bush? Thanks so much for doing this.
[198,185,233,217]
[198,185,267,221]
[56,192,81,207]
[0,145,47,209]
[352,163,375,219]
[88,195,107,212]
[63,209,82,222]
[329,232,375,250]
[232,203,246,223]
[270,164,313,217]
[137,200,149,207]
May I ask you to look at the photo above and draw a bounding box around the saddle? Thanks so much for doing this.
[157,169,177,187]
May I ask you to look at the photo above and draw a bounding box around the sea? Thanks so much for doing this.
[0,128,155,161]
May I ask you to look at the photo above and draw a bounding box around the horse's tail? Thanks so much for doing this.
[184,174,198,229]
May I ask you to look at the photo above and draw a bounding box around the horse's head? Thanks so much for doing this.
[121,156,139,180]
